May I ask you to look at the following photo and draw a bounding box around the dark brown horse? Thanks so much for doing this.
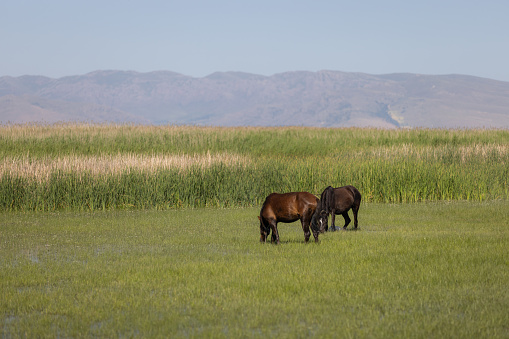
[317,185,361,232]
[258,192,321,244]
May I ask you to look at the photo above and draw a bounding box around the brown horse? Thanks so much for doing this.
[258,192,321,244]
[317,185,361,232]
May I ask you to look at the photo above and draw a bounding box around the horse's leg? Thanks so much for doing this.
[330,210,337,231]
[270,221,280,244]
[301,219,312,243]
[310,222,319,243]
[342,212,351,230]
[259,217,268,242]
[353,205,359,229]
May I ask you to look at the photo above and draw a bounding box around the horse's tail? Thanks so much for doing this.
[354,187,362,204]
[348,185,362,206]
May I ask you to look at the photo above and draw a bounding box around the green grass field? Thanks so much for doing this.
[1,124,508,337]
[1,202,508,338]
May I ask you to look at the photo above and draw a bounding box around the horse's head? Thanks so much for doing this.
[311,202,328,233]
[317,210,328,233]
[258,216,270,242]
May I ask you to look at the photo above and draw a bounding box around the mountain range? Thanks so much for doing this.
[1,70,508,128]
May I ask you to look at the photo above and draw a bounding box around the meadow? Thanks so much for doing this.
[0,124,508,337]
[1,202,508,337]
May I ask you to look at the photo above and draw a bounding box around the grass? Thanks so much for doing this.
[1,201,508,337]
[0,124,508,211]
[1,124,507,337]
[1,123,508,157]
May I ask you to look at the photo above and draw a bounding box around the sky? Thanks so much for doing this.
[2,0,509,82]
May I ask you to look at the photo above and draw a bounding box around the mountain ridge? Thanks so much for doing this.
[1,70,508,128]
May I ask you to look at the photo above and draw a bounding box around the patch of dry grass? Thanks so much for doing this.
[0,152,250,182]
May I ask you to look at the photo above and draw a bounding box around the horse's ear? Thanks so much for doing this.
[258,216,261,221]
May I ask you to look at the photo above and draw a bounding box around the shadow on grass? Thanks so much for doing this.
[327,227,361,232]
[260,238,320,245]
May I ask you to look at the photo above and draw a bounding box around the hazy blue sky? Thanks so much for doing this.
[2,0,509,81]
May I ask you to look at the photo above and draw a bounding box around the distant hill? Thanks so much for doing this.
[1,70,508,128]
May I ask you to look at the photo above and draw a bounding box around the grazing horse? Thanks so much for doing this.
[317,185,361,232]
[258,192,321,244]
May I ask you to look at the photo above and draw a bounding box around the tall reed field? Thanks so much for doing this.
[0,123,507,211]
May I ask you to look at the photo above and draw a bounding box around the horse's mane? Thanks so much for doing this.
[320,186,335,214]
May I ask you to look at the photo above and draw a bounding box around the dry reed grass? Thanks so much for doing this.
[0,152,250,182]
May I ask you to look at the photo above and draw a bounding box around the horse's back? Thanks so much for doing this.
[343,185,361,198]
[295,191,319,206]
[334,185,361,210]
[262,192,296,209]
[261,192,295,221]
[261,192,317,222]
